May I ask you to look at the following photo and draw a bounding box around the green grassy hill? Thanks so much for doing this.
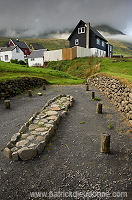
[0,61,84,85]
[108,39,132,57]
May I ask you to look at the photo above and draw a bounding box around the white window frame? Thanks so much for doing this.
[16,46,20,53]
[102,41,105,47]
[31,58,35,61]
[5,55,8,61]
[110,46,112,51]
[78,27,85,34]
[96,38,100,45]
[75,39,79,46]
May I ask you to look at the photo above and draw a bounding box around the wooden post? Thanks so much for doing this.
[4,100,11,109]
[43,85,46,90]
[86,83,89,91]
[92,91,95,99]
[28,90,32,97]
[101,133,110,153]
[96,103,102,114]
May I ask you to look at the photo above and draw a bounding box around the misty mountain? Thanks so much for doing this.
[0,25,125,39]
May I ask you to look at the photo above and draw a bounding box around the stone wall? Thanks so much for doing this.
[3,94,74,161]
[0,77,47,99]
[87,75,132,124]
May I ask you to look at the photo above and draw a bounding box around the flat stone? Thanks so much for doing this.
[51,104,60,108]
[18,147,37,160]
[12,152,19,161]
[40,132,48,136]
[36,136,45,142]
[3,147,12,159]
[46,111,58,116]
[36,141,46,154]
[30,131,40,135]
[21,134,29,139]
[19,125,27,133]
[45,123,53,128]
[129,120,132,126]
[29,124,38,131]
[50,107,61,111]
[27,135,35,140]
[47,116,57,120]
[16,139,29,147]
[11,133,21,143]
[28,143,36,147]
[35,127,47,132]
[38,93,42,96]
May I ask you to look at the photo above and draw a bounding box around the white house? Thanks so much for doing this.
[0,46,24,62]
[28,49,47,67]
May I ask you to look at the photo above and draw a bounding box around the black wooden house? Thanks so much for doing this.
[68,20,113,57]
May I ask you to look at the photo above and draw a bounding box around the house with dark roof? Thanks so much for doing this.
[9,39,31,57]
[0,46,24,62]
[28,49,48,67]
[29,43,45,51]
[68,20,113,57]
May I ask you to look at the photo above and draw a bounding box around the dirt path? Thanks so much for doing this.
[0,85,131,200]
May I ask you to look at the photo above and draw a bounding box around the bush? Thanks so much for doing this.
[10,59,18,64]
[18,60,26,65]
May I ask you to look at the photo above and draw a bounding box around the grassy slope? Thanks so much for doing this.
[47,57,132,87]
[108,39,132,57]
[0,61,84,85]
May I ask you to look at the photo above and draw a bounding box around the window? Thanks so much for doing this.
[78,27,85,34]
[75,39,79,45]
[110,46,112,51]
[5,55,8,61]
[31,58,35,61]
[102,41,105,47]
[16,46,20,53]
[96,38,100,45]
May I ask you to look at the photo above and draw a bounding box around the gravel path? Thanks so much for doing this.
[0,85,131,200]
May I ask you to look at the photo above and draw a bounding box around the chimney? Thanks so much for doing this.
[86,22,90,48]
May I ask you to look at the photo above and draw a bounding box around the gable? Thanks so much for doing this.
[10,39,29,49]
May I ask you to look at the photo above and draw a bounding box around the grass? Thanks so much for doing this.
[0,61,84,85]
[98,58,132,87]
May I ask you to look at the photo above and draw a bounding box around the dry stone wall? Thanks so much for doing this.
[88,75,132,125]
[3,94,74,161]
[0,77,47,99]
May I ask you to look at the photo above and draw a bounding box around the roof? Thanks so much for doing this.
[28,49,47,58]
[0,46,16,52]
[68,20,107,42]
[30,43,44,50]
[11,39,29,49]
[90,26,107,42]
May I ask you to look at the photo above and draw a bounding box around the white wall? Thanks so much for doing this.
[0,47,24,62]
[28,57,44,67]
[12,48,24,61]
[44,49,62,62]
[0,51,12,62]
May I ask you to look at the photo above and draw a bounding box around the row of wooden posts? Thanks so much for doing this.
[86,83,110,154]
[3,83,110,154]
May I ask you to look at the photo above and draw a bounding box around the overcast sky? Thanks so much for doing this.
[0,0,132,37]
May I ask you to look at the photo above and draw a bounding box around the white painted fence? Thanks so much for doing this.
[44,49,62,62]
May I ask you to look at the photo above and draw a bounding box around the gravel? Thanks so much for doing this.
[0,85,131,200]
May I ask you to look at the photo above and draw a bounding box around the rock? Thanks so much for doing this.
[46,111,58,116]
[36,141,46,154]
[18,147,37,160]
[21,134,29,139]
[50,107,61,111]
[12,152,19,161]
[27,135,35,140]
[36,136,45,142]
[11,133,21,143]
[19,125,27,133]
[7,141,15,149]
[3,148,12,159]
[29,124,38,131]
[35,127,47,132]
[38,93,42,96]
[16,139,29,147]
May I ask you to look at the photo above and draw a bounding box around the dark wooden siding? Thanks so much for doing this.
[106,44,113,57]
[69,21,86,48]
[89,29,106,51]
